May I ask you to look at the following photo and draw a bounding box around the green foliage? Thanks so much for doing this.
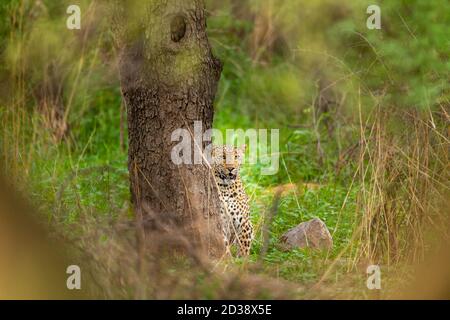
[329,0,450,109]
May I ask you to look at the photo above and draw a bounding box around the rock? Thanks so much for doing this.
[280,218,333,250]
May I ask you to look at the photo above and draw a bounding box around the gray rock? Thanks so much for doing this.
[280,218,333,250]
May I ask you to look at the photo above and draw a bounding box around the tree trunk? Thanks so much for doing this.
[111,0,224,256]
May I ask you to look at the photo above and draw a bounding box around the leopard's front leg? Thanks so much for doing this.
[237,218,253,257]
[220,204,234,257]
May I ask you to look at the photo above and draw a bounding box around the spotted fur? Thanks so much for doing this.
[211,145,253,256]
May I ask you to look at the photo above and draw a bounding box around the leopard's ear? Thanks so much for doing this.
[239,144,247,152]
[211,145,219,156]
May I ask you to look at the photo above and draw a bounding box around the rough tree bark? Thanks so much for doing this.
[111,0,224,256]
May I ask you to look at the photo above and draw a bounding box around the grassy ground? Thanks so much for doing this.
[0,0,448,298]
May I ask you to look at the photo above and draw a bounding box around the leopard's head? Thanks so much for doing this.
[211,145,246,185]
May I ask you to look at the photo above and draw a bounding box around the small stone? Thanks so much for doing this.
[280,218,333,250]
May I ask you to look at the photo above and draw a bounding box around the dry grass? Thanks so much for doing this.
[352,104,449,266]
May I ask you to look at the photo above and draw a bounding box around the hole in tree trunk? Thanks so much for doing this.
[170,15,186,42]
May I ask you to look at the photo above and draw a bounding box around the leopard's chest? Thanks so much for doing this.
[217,181,249,217]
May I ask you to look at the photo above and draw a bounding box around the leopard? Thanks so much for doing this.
[210,144,253,257]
